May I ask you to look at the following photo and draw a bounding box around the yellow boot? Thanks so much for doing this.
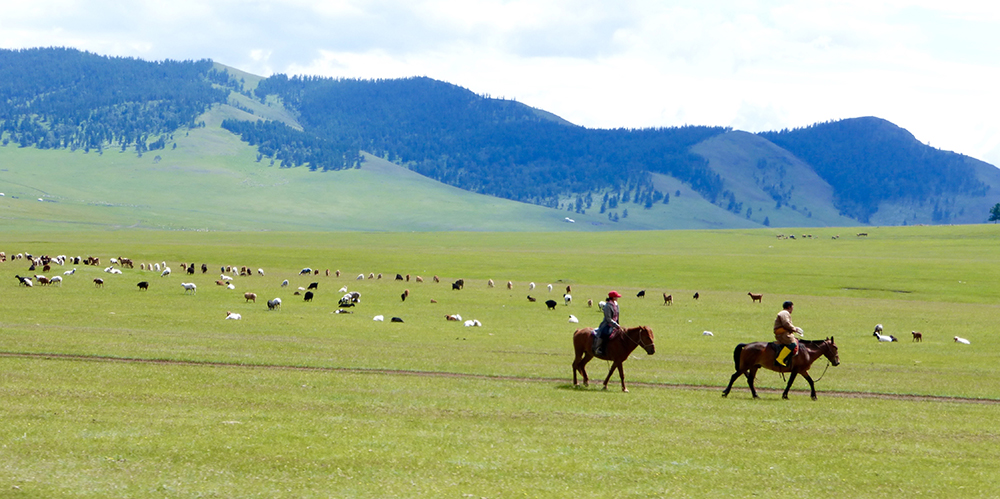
[775,346,792,366]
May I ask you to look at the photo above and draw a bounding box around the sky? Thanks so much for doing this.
[3,0,999,166]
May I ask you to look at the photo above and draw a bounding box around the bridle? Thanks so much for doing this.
[619,326,653,351]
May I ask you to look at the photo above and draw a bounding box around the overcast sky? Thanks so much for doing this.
[3,0,999,166]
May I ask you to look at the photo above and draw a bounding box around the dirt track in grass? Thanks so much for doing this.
[3,350,998,405]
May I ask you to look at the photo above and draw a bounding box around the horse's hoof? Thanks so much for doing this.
[811,396,818,401]
[721,392,729,398]
[782,395,789,400]
[622,389,629,393]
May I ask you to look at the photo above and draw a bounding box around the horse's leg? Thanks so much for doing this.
[782,369,799,399]
[722,369,745,397]
[579,354,592,387]
[617,362,628,393]
[801,371,817,400]
[602,361,618,390]
[747,366,761,399]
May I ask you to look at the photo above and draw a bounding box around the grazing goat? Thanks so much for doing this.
[225,311,241,320]
[357,274,365,280]
[391,317,404,323]
[281,279,289,287]
[161,267,171,277]
[545,299,558,310]
[373,315,384,321]
[528,282,535,291]
[93,278,103,287]
[954,336,970,345]
[15,275,32,287]
[563,293,572,305]
[911,331,923,342]
[300,268,313,275]
[401,289,409,302]
[307,282,319,290]
[568,315,579,323]
[663,293,672,306]
[304,291,314,302]
[396,273,404,281]
[693,292,699,300]
[137,281,149,291]
[547,284,553,292]
[267,298,281,310]
[527,295,536,302]
[488,279,495,288]
[507,281,513,290]
[415,276,423,283]
[587,299,593,307]
[433,275,440,283]
[258,268,265,276]
[202,263,208,273]
[637,290,646,298]
[446,314,462,321]
[335,270,341,277]
[463,320,482,327]
[748,292,763,303]
[34,275,51,286]
[181,283,197,294]
[64,268,77,275]
[244,292,257,303]
[50,276,62,285]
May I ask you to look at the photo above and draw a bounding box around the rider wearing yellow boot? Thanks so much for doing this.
[774,301,803,367]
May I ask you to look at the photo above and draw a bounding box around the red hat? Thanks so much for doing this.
[608,290,622,298]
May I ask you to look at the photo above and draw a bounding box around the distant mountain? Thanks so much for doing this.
[2,47,999,229]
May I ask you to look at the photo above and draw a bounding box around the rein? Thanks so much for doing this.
[779,341,833,383]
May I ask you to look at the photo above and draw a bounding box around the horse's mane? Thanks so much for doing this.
[800,339,832,346]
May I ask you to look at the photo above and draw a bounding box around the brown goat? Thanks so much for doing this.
[663,293,672,305]
[244,292,257,303]
[748,292,763,303]
[912,331,923,342]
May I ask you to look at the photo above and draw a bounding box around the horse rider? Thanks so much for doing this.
[594,290,622,355]
[774,300,803,367]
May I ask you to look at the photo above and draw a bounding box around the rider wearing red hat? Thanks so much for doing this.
[594,290,622,355]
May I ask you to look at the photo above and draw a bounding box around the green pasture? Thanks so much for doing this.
[1,225,999,497]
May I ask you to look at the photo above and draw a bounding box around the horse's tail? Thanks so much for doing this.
[733,343,747,371]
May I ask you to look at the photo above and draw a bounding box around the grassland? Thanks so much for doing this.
[1,225,999,497]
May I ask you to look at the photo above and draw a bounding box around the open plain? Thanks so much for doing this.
[1,225,999,497]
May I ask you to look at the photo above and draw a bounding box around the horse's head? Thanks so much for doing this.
[823,336,840,366]
[639,326,655,355]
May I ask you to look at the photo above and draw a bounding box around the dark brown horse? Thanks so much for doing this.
[572,326,655,392]
[722,337,839,400]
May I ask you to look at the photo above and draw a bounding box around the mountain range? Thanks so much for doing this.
[1,47,998,231]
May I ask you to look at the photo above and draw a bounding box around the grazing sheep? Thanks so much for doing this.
[912,331,923,342]
[15,275,32,287]
[702,331,714,336]
[267,298,282,310]
[488,279,495,288]
[563,293,572,305]
[369,273,375,279]
[547,284,553,292]
[463,320,482,327]
[529,282,535,290]
[64,268,76,275]
[377,273,382,279]
[873,331,896,342]
[415,276,423,283]
[304,291,314,302]
[391,317,404,323]
[395,274,404,281]
[663,293,672,306]
[335,309,353,314]
[357,274,365,280]
[137,281,149,291]
[225,311,241,320]
[568,315,579,323]
[34,275,51,286]
[181,282,197,294]
[160,267,171,277]
[187,265,195,275]
[226,283,235,290]
[300,268,313,275]
[221,274,233,281]
[453,279,465,290]
[545,299,558,310]
[693,292,699,300]
[446,314,462,321]
[92,278,103,287]
[527,295,536,302]
[433,275,440,283]
[244,292,257,303]
[401,289,409,302]
[154,263,161,272]
[258,268,265,276]
[339,286,349,293]
[430,299,437,303]
[325,269,330,276]
[50,276,62,285]
[954,336,970,345]
[373,315,384,321]
[637,290,646,298]
[748,292,763,303]
[202,263,208,273]
[307,282,319,290]
[335,270,341,277]
[507,281,513,290]
[215,280,226,286]
[281,280,289,287]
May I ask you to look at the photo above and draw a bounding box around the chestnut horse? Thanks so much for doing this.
[572,326,655,392]
[722,337,839,400]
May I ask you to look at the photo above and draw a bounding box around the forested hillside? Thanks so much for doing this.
[760,118,989,223]
[247,75,728,207]
[0,47,226,154]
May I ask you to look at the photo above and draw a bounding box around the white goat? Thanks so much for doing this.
[564,293,572,305]
[181,282,197,294]
[161,267,171,277]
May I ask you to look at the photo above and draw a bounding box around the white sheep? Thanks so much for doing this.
[373,315,384,321]
[161,267,171,277]
[563,293,572,305]
[874,331,896,342]
[267,298,282,310]
[463,319,482,327]
[357,273,365,280]
[110,268,122,275]
[257,268,265,276]
[954,336,971,345]
[221,274,233,281]
[529,282,535,290]
[64,268,76,275]
[568,315,579,323]
[181,282,197,294]
[50,276,63,285]
[702,331,714,336]
[547,284,553,292]
[225,311,241,320]
[874,324,883,334]
[339,286,349,293]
